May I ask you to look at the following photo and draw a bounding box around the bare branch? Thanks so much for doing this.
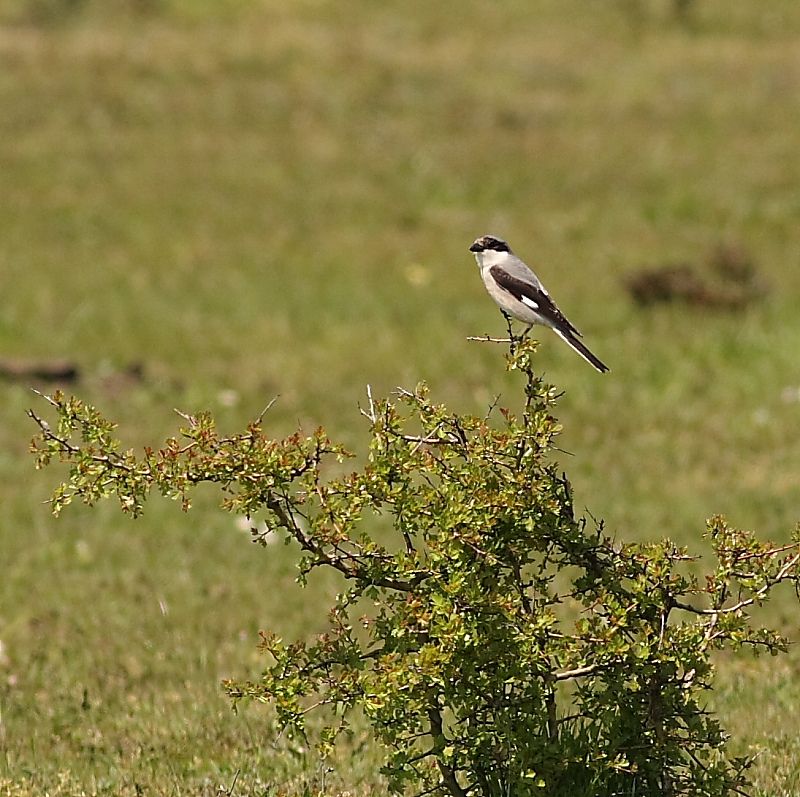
[30,388,60,407]
[254,395,280,425]
[483,393,502,422]
[265,492,422,593]
[401,431,461,448]
[674,552,800,617]
[466,335,512,344]
[428,704,468,797]
[553,664,598,681]
[28,408,136,473]
[173,408,196,424]
[360,384,378,424]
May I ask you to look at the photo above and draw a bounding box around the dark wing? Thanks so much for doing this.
[489,265,582,338]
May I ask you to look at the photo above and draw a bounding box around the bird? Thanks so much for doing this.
[469,234,609,373]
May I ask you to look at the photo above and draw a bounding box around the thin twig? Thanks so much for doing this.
[466,335,513,344]
[28,408,137,473]
[360,384,377,424]
[30,387,60,407]
[483,393,502,421]
[254,395,280,425]
[223,769,240,796]
[738,541,799,560]
[674,552,800,616]
[553,664,598,681]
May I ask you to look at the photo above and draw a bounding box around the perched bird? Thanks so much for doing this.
[469,234,609,373]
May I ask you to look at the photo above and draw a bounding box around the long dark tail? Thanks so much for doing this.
[554,329,609,373]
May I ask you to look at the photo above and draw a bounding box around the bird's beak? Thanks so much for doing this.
[469,242,483,253]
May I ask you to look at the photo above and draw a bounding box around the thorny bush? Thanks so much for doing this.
[30,341,800,797]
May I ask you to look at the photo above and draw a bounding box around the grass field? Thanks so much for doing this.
[1,0,800,794]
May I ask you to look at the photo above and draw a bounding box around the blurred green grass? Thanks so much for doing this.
[1,0,800,793]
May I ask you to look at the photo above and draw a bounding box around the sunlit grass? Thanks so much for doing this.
[1,0,800,793]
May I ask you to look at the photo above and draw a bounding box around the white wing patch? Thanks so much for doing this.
[520,295,539,310]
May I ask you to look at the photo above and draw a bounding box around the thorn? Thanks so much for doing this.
[254,395,280,425]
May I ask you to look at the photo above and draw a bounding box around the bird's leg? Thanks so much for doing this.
[521,324,533,339]
[501,311,517,354]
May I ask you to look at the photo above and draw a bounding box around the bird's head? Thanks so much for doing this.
[469,235,512,253]
[469,235,512,265]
